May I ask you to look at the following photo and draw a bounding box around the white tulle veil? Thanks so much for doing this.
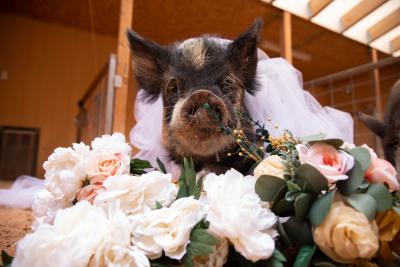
[130,39,354,174]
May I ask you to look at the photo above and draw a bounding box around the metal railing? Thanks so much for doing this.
[75,54,117,144]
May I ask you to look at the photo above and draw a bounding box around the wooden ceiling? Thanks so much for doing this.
[0,0,381,80]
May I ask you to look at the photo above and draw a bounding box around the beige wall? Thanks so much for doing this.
[0,14,117,177]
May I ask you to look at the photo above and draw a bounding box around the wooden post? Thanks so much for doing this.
[281,11,293,64]
[371,48,383,156]
[113,0,134,134]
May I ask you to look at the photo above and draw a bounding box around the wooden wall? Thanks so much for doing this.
[0,14,117,177]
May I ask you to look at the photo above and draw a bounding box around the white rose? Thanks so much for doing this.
[88,133,132,183]
[14,201,109,267]
[43,142,90,202]
[254,155,286,179]
[94,172,177,214]
[90,204,150,267]
[131,197,206,260]
[32,189,72,227]
[203,169,277,262]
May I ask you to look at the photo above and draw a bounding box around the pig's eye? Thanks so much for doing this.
[165,79,180,97]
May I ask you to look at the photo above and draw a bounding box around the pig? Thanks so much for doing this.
[359,79,400,172]
[127,19,264,174]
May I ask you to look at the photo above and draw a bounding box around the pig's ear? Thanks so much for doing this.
[358,112,387,138]
[127,29,169,102]
[227,18,263,94]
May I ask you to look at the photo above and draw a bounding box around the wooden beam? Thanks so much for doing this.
[113,0,134,134]
[368,8,400,42]
[262,40,311,61]
[308,0,332,18]
[341,0,386,32]
[281,11,292,64]
[390,36,400,53]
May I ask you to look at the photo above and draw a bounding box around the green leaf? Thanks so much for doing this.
[348,147,371,172]
[293,245,316,267]
[184,158,196,195]
[272,249,287,263]
[193,176,203,200]
[294,193,313,221]
[366,183,393,212]
[176,165,188,199]
[190,229,218,246]
[287,180,302,192]
[155,201,162,209]
[308,139,344,149]
[308,191,335,226]
[255,175,287,202]
[130,158,152,175]
[187,242,214,256]
[277,220,292,246]
[295,164,328,193]
[337,160,364,196]
[273,198,295,217]
[298,133,327,143]
[283,217,314,247]
[1,250,13,265]
[346,193,377,220]
[285,190,300,202]
[156,157,167,174]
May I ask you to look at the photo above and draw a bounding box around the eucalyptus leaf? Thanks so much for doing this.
[346,193,377,220]
[296,164,328,193]
[308,191,335,226]
[298,133,327,143]
[256,175,287,202]
[337,160,364,196]
[294,193,313,221]
[283,217,314,247]
[277,220,292,246]
[271,249,287,263]
[272,186,288,211]
[155,201,162,209]
[293,245,316,267]
[287,180,302,192]
[308,139,344,149]
[273,198,295,217]
[366,183,393,212]
[348,147,371,172]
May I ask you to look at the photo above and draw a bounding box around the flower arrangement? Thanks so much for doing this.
[5,120,400,266]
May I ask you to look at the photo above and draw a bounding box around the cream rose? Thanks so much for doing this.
[14,201,110,267]
[361,144,399,192]
[76,183,105,204]
[254,155,285,179]
[313,201,379,263]
[32,189,72,227]
[94,172,177,214]
[296,143,354,183]
[89,204,150,267]
[203,169,277,262]
[43,142,90,202]
[131,196,206,260]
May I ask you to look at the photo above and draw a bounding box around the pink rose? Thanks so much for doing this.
[89,153,129,183]
[296,143,354,183]
[361,144,399,192]
[76,183,105,204]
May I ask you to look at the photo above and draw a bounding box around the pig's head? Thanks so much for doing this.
[127,19,263,167]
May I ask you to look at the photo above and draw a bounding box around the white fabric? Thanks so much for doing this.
[130,43,354,174]
[0,176,44,209]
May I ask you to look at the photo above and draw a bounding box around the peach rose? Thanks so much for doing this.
[313,201,379,263]
[76,183,105,204]
[296,143,354,183]
[89,153,129,184]
[361,144,399,192]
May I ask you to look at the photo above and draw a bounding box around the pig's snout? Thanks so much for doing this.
[182,90,227,124]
